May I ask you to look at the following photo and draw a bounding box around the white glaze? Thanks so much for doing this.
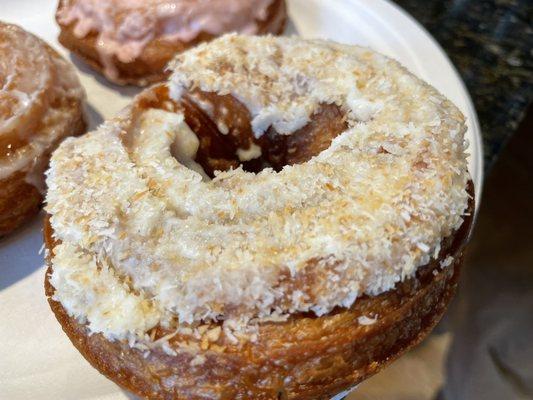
[0,23,85,192]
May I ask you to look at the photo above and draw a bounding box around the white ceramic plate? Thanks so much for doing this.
[0,1,483,399]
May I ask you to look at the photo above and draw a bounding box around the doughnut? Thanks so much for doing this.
[44,35,474,399]
[55,0,287,86]
[0,22,85,237]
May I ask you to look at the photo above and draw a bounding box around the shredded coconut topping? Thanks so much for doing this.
[47,35,470,343]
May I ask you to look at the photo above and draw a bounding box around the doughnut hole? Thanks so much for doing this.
[182,89,348,177]
[139,86,345,177]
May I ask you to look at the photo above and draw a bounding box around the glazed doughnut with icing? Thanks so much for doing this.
[45,35,474,399]
[56,0,287,86]
[0,22,85,237]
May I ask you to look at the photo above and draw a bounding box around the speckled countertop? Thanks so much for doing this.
[394,0,532,171]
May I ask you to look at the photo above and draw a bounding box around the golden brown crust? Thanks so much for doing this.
[56,0,287,86]
[44,183,473,400]
[0,172,42,237]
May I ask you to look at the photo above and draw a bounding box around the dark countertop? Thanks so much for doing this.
[394,0,532,171]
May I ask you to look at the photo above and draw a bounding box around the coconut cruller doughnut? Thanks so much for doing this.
[44,35,474,399]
